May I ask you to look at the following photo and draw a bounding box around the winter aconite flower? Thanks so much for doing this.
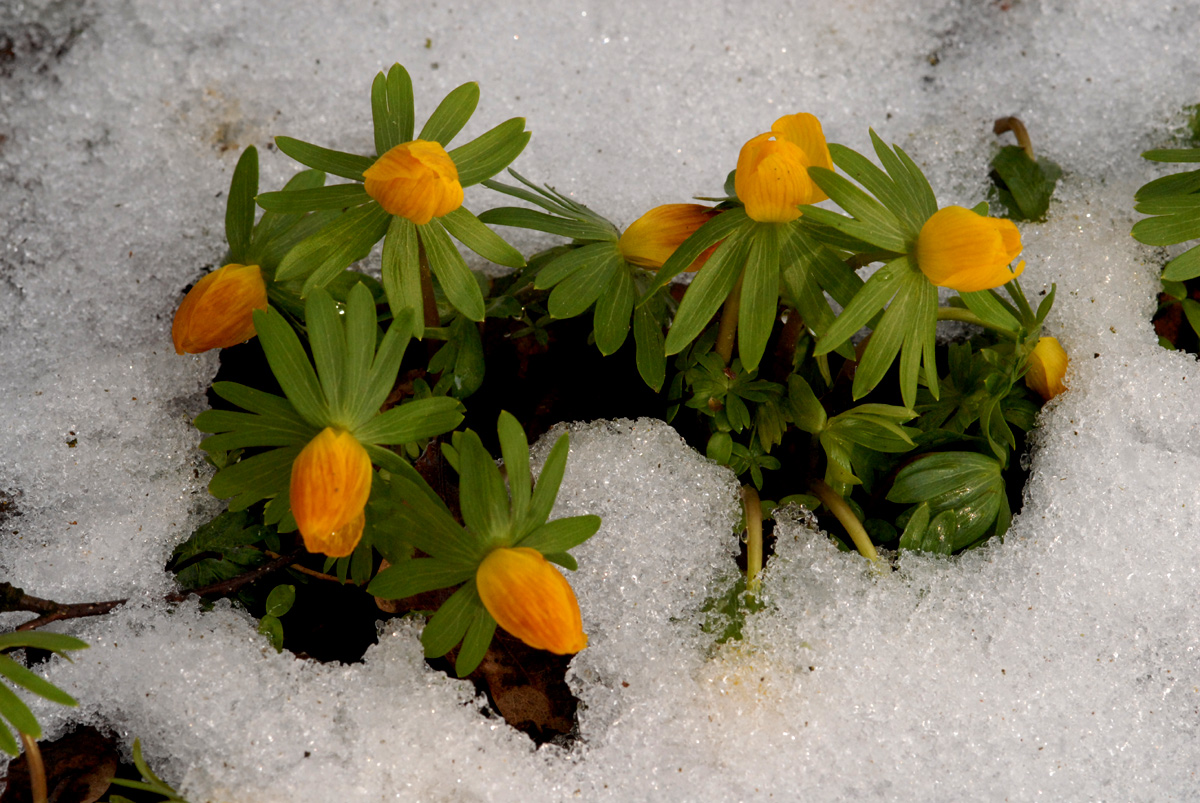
[362,140,464,225]
[171,263,268,355]
[618,204,721,271]
[476,547,588,654]
[915,206,1025,292]
[735,113,834,223]
[290,427,374,557]
[1025,336,1068,401]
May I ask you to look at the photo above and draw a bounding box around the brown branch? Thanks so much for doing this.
[5,547,307,632]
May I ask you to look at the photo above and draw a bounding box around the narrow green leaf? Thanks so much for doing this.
[477,207,618,241]
[274,203,389,286]
[196,413,316,451]
[253,308,327,425]
[367,558,475,600]
[422,581,481,658]
[256,184,370,213]
[544,551,578,571]
[737,225,781,373]
[633,303,666,392]
[898,502,932,552]
[0,633,88,653]
[458,431,511,540]
[1131,212,1200,246]
[887,452,1003,549]
[419,82,480,146]
[455,607,497,677]
[450,118,530,187]
[1135,194,1200,215]
[707,431,733,464]
[358,309,415,422]
[305,288,347,418]
[275,136,374,180]
[786,374,827,434]
[535,242,617,289]
[957,288,1021,331]
[1142,148,1200,163]
[389,64,416,144]
[1162,243,1200,282]
[209,446,299,510]
[814,255,908,356]
[663,231,749,355]
[441,206,526,268]
[869,132,936,225]
[226,146,258,260]
[0,718,17,756]
[830,141,919,234]
[0,655,77,708]
[807,167,910,251]
[0,681,41,739]
[497,411,532,526]
[523,433,569,536]
[594,263,636,355]
[891,143,940,219]
[419,220,486,322]
[1134,168,1200,201]
[342,282,377,414]
[209,382,305,422]
[853,272,921,401]
[353,396,464,445]
[381,217,425,339]
[549,247,621,319]
[517,515,601,553]
[641,207,749,299]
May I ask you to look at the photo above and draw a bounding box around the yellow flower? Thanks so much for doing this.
[1025,336,1068,401]
[290,427,374,557]
[915,206,1025,292]
[363,140,464,225]
[476,547,587,654]
[618,204,721,271]
[735,113,833,223]
[171,263,269,355]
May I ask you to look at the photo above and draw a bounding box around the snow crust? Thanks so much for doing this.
[3,0,1200,800]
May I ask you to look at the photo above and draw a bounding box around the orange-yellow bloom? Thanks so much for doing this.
[290,427,374,557]
[363,140,463,225]
[735,112,833,223]
[476,547,587,654]
[171,263,268,354]
[1025,336,1068,401]
[618,204,721,272]
[915,206,1025,292]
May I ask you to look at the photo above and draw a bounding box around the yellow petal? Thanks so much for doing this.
[618,203,720,271]
[1025,336,1068,401]
[363,140,464,225]
[476,547,587,655]
[770,113,833,202]
[290,428,374,557]
[915,206,1025,292]
[171,263,268,354]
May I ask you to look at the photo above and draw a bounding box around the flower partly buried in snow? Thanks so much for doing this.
[618,203,721,271]
[476,547,588,654]
[735,112,834,223]
[1025,336,1068,401]
[290,427,374,557]
[171,263,269,355]
[915,206,1025,292]
[363,140,464,225]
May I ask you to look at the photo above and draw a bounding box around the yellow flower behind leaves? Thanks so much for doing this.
[290,427,374,557]
[363,139,464,225]
[171,263,268,355]
[476,547,588,654]
[618,204,721,271]
[915,206,1025,292]
[1025,336,1068,401]
[735,113,833,223]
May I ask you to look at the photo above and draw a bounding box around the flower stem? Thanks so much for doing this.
[993,116,1035,161]
[742,485,764,591]
[936,306,1018,338]
[810,479,880,564]
[417,239,440,332]
[714,273,744,366]
[20,733,47,803]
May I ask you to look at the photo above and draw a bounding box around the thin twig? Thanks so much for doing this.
[262,550,351,584]
[993,116,1035,161]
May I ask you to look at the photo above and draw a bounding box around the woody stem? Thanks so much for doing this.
[715,273,744,366]
[810,479,880,564]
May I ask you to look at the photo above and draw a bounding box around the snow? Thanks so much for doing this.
[3,0,1200,800]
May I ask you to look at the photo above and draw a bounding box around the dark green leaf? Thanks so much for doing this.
[477,207,618,241]
[663,231,749,355]
[170,509,270,589]
[282,204,391,295]
[265,584,296,617]
[633,303,667,392]
[497,411,532,524]
[450,118,530,187]
[806,167,910,252]
[256,183,371,213]
[989,146,1061,222]
[253,307,328,426]
[0,655,77,708]
[226,146,258,260]
[706,431,733,464]
[258,615,284,651]
[0,633,88,654]
[1163,244,1200,282]
[1142,148,1200,163]
[871,132,938,223]
[353,396,464,445]
[357,309,415,423]
[814,255,908,356]
[737,224,780,373]
[829,141,920,234]
[523,433,569,537]
[593,263,636,355]
[544,551,578,571]
[441,207,525,268]
[342,282,377,421]
[275,136,374,180]
[422,581,481,658]
[372,64,414,154]
[419,82,480,146]
[1131,211,1200,246]
[517,515,601,553]
[458,431,511,540]
[0,682,39,739]
[419,220,486,322]
[786,374,827,434]
[381,217,424,338]
[535,242,617,289]
[640,207,749,299]
[367,558,475,599]
[887,451,1004,549]
[305,288,347,416]
[1134,168,1200,201]
[455,607,498,677]
[548,247,622,319]
[209,446,300,511]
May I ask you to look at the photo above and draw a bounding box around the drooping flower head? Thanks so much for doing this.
[172,263,269,355]
[735,113,834,223]
[618,204,721,271]
[915,206,1025,292]
[476,547,588,654]
[1024,336,1068,401]
[363,140,464,225]
[290,427,374,557]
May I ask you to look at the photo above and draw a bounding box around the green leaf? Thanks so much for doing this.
[633,303,667,392]
[593,263,636,355]
[497,411,532,525]
[419,82,480,146]
[226,146,258,260]
[1134,168,1200,201]
[1142,148,1200,163]
[989,146,1061,222]
[209,446,300,511]
[381,216,425,339]
[357,310,415,424]
[275,136,374,181]
[829,141,920,234]
[0,682,39,739]
[253,307,328,427]
[419,220,486,322]
[367,558,475,599]
[0,633,88,656]
[897,502,931,552]
[258,615,284,651]
[256,183,371,213]
[170,509,269,589]
[422,581,481,658]
[957,288,1021,332]
[477,207,618,241]
[371,473,480,566]
[786,374,827,434]
[1131,211,1200,246]
[0,654,77,708]
[663,230,749,355]
[341,282,377,417]
[871,132,938,222]
[264,584,296,617]
[1182,298,1200,337]
[1163,244,1200,282]
[353,396,464,445]
[194,410,316,452]
[544,551,578,571]
[737,224,781,373]
[441,206,525,268]
[814,254,909,356]
[305,288,347,418]
[887,452,1004,550]
[806,167,910,252]
[706,431,733,464]
[640,207,749,298]
[535,242,617,289]
[279,204,391,294]
[455,607,498,677]
[548,247,622,319]
[458,431,511,540]
[372,64,415,154]
[523,433,569,537]
[450,118,530,187]
[517,515,600,553]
